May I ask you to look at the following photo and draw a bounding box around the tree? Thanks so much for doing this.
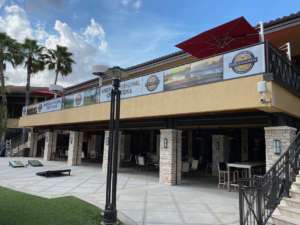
[46,45,75,85]
[21,39,45,107]
[0,33,23,153]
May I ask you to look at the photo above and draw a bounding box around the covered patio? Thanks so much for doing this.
[0,157,238,225]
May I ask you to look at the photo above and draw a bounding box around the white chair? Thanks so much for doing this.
[182,161,190,173]
[191,160,199,171]
[138,156,145,166]
[218,162,228,189]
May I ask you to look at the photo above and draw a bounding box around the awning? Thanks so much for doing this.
[31,89,54,97]
[176,17,259,59]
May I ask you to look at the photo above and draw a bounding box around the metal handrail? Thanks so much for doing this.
[239,131,300,225]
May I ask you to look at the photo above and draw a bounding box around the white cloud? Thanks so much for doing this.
[121,0,142,9]
[0,0,5,8]
[1,4,109,87]
[0,5,32,42]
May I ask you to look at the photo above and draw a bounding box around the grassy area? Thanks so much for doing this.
[0,186,118,225]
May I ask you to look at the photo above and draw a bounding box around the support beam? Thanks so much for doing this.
[43,131,57,161]
[159,129,182,185]
[28,131,38,157]
[67,131,84,166]
[102,131,123,173]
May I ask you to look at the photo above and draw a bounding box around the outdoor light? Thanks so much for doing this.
[273,139,282,155]
[92,64,126,225]
[163,138,168,149]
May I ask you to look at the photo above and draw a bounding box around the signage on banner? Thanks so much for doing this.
[100,72,164,102]
[37,98,62,113]
[223,44,265,80]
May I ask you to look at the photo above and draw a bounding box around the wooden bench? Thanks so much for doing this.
[36,169,71,177]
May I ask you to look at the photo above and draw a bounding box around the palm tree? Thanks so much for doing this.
[0,33,23,152]
[46,45,74,85]
[21,39,45,107]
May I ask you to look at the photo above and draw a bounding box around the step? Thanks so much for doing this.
[291,190,300,199]
[282,197,300,209]
[272,214,300,225]
[278,205,300,219]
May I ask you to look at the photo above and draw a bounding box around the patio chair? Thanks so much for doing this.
[137,156,146,170]
[182,161,190,173]
[218,162,228,188]
[191,160,199,171]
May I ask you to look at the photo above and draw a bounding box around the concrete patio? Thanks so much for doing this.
[0,157,239,225]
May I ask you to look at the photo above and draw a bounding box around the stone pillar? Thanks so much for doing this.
[212,135,229,176]
[67,131,84,166]
[88,135,97,159]
[159,129,182,185]
[102,131,123,173]
[188,130,193,159]
[241,128,249,162]
[28,131,38,157]
[43,131,57,161]
[264,126,297,170]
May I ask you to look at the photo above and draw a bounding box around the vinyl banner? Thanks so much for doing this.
[83,88,98,105]
[223,44,265,80]
[37,98,62,113]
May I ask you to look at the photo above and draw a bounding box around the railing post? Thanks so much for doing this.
[256,185,263,225]
[239,186,244,225]
[285,151,290,197]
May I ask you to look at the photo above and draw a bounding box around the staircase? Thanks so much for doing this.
[239,131,300,225]
[271,174,300,225]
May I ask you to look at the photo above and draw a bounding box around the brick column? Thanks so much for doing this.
[102,131,123,173]
[159,129,182,185]
[43,131,57,161]
[28,131,38,157]
[67,131,84,166]
[264,126,297,170]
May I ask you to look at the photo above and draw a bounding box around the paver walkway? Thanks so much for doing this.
[0,158,239,225]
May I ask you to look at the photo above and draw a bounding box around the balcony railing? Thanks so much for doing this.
[265,41,300,97]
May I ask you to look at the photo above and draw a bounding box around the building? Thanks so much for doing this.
[19,13,300,186]
[4,86,52,156]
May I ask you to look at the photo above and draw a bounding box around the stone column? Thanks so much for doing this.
[102,131,123,173]
[188,130,193,159]
[264,126,297,170]
[159,129,182,185]
[67,131,84,166]
[28,131,38,157]
[212,135,229,176]
[43,131,57,161]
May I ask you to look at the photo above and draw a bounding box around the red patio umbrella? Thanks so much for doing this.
[176,17,260,59]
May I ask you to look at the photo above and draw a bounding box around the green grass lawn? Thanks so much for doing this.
[0,186,122,225]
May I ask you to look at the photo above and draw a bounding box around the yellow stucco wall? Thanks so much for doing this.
[7,119,19,128]
[19,75,274,127]
[271,82,300,118]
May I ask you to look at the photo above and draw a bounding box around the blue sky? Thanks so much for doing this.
[1,0,299,86]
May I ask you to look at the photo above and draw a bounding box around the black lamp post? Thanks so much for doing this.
[92,65,124,225]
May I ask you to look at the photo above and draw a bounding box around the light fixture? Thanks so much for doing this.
[273,139,282,155]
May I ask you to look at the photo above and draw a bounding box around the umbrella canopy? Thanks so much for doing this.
[176,17,260,59]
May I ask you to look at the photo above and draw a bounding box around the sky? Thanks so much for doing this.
[1,0,299,87]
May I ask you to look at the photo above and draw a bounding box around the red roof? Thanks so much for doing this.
[176,17,260,59]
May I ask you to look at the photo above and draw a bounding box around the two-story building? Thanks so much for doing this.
[19,13,300,186]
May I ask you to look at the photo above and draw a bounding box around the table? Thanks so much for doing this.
[227,162,265,191]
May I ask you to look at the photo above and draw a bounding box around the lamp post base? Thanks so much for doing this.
[103,206,117,225]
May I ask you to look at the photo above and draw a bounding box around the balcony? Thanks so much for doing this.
[19,42,300,128]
